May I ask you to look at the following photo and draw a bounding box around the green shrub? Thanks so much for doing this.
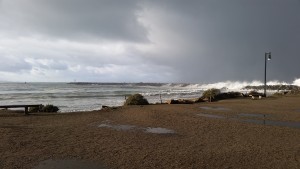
[124,94,149,106]
[288,88,300,95]
[29,105,44,113]
[272,92,285,97]
[43,104,59,112]
[201,88,221,102]
[215,92,243,100]
[29,104,59,113]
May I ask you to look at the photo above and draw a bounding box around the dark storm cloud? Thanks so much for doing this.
[141,0,300,82]
[0,0,148,42]
[0,0,299,83]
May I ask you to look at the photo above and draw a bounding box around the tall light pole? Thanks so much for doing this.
[264,52,271,97]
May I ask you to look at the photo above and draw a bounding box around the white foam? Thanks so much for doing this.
[293,78,300,86]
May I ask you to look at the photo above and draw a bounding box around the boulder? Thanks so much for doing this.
[124,94,149,106]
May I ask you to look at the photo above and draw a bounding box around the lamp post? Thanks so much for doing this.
[264,52,271,97]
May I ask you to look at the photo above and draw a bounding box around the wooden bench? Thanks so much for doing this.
[0,104,42,115]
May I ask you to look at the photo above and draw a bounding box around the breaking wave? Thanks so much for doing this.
[161,78,300,91]
[1,78,299,112]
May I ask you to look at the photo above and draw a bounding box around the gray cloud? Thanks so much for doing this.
[140,0,300,82]
[0,0,148,42]
[0,0,299,83]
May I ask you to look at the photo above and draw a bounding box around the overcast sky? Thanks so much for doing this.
[0,0,299,83]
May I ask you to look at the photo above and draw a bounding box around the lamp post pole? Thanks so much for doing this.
[264,52,271,97]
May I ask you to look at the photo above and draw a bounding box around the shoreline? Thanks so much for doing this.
[1,96,300,169]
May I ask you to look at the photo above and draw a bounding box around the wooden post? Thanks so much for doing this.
[24,106,29,115]
[160,94,162,104]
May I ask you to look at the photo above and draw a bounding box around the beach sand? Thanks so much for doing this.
[0,96,300,169]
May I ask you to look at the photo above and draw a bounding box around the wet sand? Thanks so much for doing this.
[0,96,300,169]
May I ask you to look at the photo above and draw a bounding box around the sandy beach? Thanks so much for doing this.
[0,96,300,169]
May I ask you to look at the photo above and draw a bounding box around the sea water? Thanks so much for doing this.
[0,82,205,112]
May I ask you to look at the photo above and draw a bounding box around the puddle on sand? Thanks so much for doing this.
[197,113,225,119]
[236,118,300,129]
[97,122,176,134]
[197,113,300,129]
[97,120,176,134]
[200,106,231,111]
[33,159,106,169]
[98,124,136,131]
[238,113,268,118]
[145,127,175,134]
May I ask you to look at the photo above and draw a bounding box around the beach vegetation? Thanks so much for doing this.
[272,92,285,97]
[124,94,149,105]
[201,88,221,102]
[29,105,44,113]
[29,104,59,113]
[288,88,300,95]
[201,89,243,102]
[43,104,59,112]
[214,92,243,100]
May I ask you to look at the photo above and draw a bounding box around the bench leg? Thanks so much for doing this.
[24,107,29,115]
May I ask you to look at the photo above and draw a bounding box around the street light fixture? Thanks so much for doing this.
[264,52,271,97]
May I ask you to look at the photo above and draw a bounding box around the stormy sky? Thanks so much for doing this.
[0,0,299,83]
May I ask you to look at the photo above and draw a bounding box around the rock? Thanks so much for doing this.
[102,105,109,109]
[178,99,194,104]
[124,94,149,106]
[167,99,197,104]
[202,98,210,102]
[167,99,179,104]
[193,98,204,103]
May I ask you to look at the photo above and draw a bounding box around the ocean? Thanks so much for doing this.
[0,81,295,112]
[0,82,206,112]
